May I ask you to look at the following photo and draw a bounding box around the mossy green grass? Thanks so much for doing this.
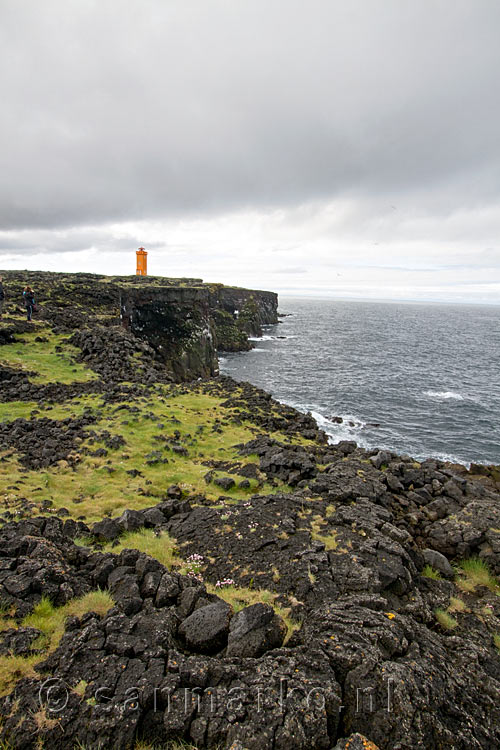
[455,558,499,593]
[0,385,303,523]
[0,590,114,697]
[0,328,98,385]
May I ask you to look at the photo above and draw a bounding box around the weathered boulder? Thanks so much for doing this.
[425,495,500,571]
[214,476,236,491]
[92,518,121,541]
[142,507,167,527]
[116,509,144,533]
[422,548,454,578]
[370,450,392,469]
[178,601,233,653]
[227,603,287,657]
[155,572,182,607]
[260,446,317,485]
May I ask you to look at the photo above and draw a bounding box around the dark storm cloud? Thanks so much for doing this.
[1,0,500,232]
[0,228,149,255]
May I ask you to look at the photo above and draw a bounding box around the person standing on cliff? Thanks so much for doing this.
[0,277,4,320]
[23,285,35,321]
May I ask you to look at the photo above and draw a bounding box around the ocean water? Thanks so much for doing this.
[219,297,500,466]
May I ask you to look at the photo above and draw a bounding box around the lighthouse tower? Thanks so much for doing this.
[136,247,148,276]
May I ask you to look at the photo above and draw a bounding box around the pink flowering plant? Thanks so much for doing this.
[184,553,205,582]
[215,578,235,588]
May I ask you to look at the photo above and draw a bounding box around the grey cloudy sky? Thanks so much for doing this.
[1,0,500,302]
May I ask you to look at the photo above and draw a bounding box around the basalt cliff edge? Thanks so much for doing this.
[0,271,499,750]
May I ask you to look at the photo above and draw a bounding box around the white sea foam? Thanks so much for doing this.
[428,452,467,465]
[315,412,372,448]
[279,400,371,447]
[310,410,366,431]
[249,335,292,342]
[424,390,464,401]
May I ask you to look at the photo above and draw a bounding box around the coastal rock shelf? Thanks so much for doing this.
[0,270,499,749]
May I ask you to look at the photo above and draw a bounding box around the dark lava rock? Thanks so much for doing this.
[226,603,287,658]
[259,444,317,486]
[214,476,236,491]
[116,509,144,532]
[142,507,167,527]
[422,548,455,578]
[370,450,392,469]
[0,510,497,749]
[0,529,93,617]
[68,325,173,384]
[92,518,121,542]
[0,627,43,656]
[0,414,95,469]
[335,440,357,455]
[178,601,232,653]
[166,484,183,499]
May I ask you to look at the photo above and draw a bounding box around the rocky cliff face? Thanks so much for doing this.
[213,285,278,335]
[120,282,278,375]
[120,285,218,381]
[210,286,278,352]
[0,270,278,381]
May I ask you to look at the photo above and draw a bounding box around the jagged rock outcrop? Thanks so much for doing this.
[0,270,278,381]
[68,326,173,384]
[0,485,499,750]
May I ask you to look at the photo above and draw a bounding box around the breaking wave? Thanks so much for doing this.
[424,391,464,401]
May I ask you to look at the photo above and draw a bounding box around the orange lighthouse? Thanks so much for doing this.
[136,247,148,276]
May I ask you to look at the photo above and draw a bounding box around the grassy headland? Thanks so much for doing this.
[0,271,499,750]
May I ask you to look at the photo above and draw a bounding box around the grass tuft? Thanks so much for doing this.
[105,529,178,570]
[455,558,499,593]
[23,590,114,652]
[422,565,442,580]
[0,654,39,699]
[0,590,114,698]
[73,680,88,697]
[435,608,458,630]
[310,517,338,550]
[448,596,466,613]
[73,536,94,548]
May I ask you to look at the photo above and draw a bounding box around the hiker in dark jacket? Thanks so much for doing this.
[23,286,35,321]
[0,277,4,320]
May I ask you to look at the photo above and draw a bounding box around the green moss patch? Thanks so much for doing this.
[0,329,98,384]
[0,385,307,523]
[0,590,114,698]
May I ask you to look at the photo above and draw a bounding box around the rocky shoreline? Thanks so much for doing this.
[0,271,499,749]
